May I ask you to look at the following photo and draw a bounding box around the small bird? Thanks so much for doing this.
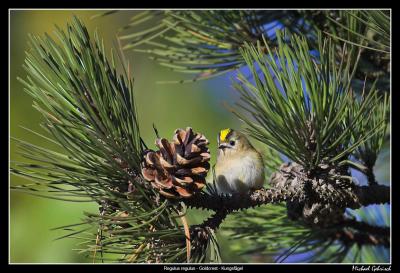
[215,128,265,194]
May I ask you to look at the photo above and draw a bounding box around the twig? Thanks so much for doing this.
[179,214,191,262]
[190,209,228,243]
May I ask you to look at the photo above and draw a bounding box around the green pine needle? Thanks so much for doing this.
[11,16,197,263]
[233,30,387,171]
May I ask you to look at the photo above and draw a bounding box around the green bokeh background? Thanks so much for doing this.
[10,10,250,263]
[10,10,390,263]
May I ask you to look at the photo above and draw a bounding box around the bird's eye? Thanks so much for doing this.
[229,140,235,146]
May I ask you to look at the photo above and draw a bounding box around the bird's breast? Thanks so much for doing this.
[215,153,264,193]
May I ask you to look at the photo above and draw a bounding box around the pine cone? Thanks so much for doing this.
[141,127,211,199]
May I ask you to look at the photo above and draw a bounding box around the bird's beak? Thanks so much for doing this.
[218,143,228,149]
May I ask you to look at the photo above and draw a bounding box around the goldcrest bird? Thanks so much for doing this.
[215,128,265,194]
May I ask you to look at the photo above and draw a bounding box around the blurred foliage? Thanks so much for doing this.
[115,10,390,92]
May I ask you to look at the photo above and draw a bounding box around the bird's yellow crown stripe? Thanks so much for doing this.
[220,128,231,142]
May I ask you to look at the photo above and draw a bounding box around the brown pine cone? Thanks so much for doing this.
[141,127,211,199]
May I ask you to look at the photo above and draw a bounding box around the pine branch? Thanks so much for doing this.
[190,210,228,243]
[184,184,389,213]
[185,188,293,212]
[184,165,389,250]
[355,184,390,207]
[334,228,389,248]
[330,218,390,247]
